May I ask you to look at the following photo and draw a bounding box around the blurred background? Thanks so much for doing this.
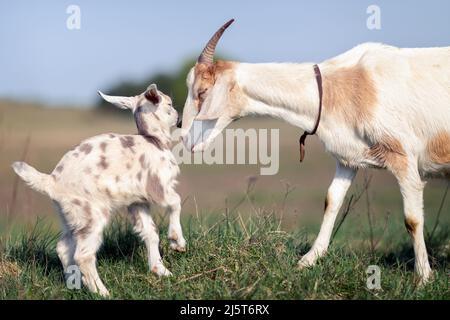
[0,0,449,239]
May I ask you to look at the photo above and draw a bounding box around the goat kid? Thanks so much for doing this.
[12,84,186,296]
[180,20,450,285]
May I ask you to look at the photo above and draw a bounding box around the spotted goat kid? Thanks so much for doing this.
[12,84,185,296]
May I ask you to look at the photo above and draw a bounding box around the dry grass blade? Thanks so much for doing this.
[428,181,449,241]
[278,180,296,229]
[237,212,250,239]
[331,174,373,242]
[372,211,391,250]
[365,176,375,254]
[178,266,228,283]
[0,260,21,279]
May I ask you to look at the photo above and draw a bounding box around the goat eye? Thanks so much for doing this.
[198,89,207,99]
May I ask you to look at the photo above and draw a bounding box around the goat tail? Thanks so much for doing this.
[12,161,55,197]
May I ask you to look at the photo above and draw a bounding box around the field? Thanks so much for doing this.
[0,100,449,299]
[1,213,449,299]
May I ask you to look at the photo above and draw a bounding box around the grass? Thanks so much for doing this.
[0,211,449,300]
[1,100,449,299]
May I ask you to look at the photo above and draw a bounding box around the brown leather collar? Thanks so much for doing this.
[299,64,323,162]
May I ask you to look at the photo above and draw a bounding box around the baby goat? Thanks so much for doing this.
[12,84,186,296]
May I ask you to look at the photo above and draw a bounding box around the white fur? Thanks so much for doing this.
[12,85,185,296]
[181,43,450,284]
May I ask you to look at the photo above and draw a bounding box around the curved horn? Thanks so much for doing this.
[198,19,235,65]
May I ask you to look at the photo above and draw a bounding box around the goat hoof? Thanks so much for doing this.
[98,287,110,297]
[152,264,172,277]
[297,257,315,270]
[415,271,433,288]
[170,240,186,252]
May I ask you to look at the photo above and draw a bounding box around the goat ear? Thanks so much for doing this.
[97,91,136,110]
[144,84,161,105]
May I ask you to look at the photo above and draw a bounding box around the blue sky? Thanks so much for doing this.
[1,0,449,107]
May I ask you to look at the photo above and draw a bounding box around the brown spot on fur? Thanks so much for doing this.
[126,163,132,170]
[55,165,64,173]
[137,172,142,181]
[323,66,377,126]
[194,61,236,112]
[405,217,418,235]
[84,202,91,214]
[120,136,135,152]
[72,199,81,206]
[169,232,178,241]
[133,109,164,150]
[76,225,90,239]
[139,154,146,168]
[194,64,215,108]
[79,143,93,154]
[143,135,164,150]
[214,60,236,77]
[128,206,138,225]
[105,188,112,198]
[160,156,166,162]
[100,142,108,152]
[146,173,165,203]
[102,209,110,219]
[427,131,450,164]
[75,203,93,239]
[83,167,92,174]
[153,113,160,121]
[115,175,120,183]
[324,194,329,212]
[134,107,150,135]
[367,136,407,180]
[97,155,109,170]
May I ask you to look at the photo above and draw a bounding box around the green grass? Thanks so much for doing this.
[0,211,449,300]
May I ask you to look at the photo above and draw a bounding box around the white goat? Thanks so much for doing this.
[180,19,450,285]
[12,84,186,296]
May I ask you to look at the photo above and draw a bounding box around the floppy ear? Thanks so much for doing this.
[195,75,230,120]
[144,83,161,105]
[97,91,136,110]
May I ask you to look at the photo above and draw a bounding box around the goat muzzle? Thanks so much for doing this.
[176,117,182,128]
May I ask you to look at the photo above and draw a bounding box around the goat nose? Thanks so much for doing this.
[176,116,182,128]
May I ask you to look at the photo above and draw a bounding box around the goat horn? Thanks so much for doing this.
[198,19,234,65]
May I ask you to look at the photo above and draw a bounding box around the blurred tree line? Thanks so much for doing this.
[96,58,196,114]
